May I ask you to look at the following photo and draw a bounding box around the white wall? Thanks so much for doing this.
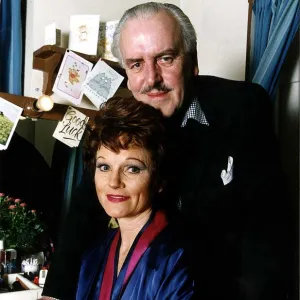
[181,0,248,80]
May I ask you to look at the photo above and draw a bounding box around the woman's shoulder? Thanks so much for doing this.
[143,222,193,285]
[150,221,188,258]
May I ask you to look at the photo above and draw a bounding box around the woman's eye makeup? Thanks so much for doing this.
[95,159,148,175]
[125,159,148,173]
[96,163,110,171]
[126,165,142,174]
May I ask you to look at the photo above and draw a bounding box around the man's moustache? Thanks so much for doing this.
[141,84,172,94]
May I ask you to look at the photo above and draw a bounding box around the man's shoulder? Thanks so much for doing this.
[193,75,271,114]
[195,75,267,95]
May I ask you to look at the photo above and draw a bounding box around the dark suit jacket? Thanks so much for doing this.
[43,76,292,300]
[167,76,292,299]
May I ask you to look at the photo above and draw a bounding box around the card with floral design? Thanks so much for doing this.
[0,97,23,151]
[52,50,93,105]
[82,59,124,108]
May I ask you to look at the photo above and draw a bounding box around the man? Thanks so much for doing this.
[42,3,291,299]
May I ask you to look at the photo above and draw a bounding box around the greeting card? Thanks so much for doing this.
[69,15,100,55]
[45,22,61,46]
[82,59,124,108]
[52,50,93,105]
[97,20,119,61]
[52,106,89,148]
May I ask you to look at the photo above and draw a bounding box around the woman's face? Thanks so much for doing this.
[94,145,153,221]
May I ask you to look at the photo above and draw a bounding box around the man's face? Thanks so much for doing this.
[120,11,197,117]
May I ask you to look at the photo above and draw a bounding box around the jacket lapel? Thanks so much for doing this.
[176,119,213,211]
[177,117,232,218]
[182,119,212,183]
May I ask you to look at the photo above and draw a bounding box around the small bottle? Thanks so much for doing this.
[6,249,17,273]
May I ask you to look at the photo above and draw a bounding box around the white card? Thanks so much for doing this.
[0,97,23,150]
[69,15,100,55]
[45,22,61,46]
[98,20,119,61]
[52,50,93,105]
[52,106,89,148]
[82,60,124,108]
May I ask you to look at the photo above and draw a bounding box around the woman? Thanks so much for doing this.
[76,97,194,299]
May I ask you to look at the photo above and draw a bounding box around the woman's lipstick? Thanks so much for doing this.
[107,194,130,203]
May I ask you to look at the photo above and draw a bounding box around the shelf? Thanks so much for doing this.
[0,92,98,124]
[0,45,131,124]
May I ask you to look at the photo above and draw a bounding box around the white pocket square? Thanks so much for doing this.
[221,156,234,185]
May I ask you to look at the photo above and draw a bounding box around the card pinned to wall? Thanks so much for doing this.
[0,97,23,151]
[82,59,124,108]
[52,106,89,148]
[69,15,100,55]
[52,50,93,106]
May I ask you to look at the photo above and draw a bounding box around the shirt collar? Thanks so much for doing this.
[181,96,209,127]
